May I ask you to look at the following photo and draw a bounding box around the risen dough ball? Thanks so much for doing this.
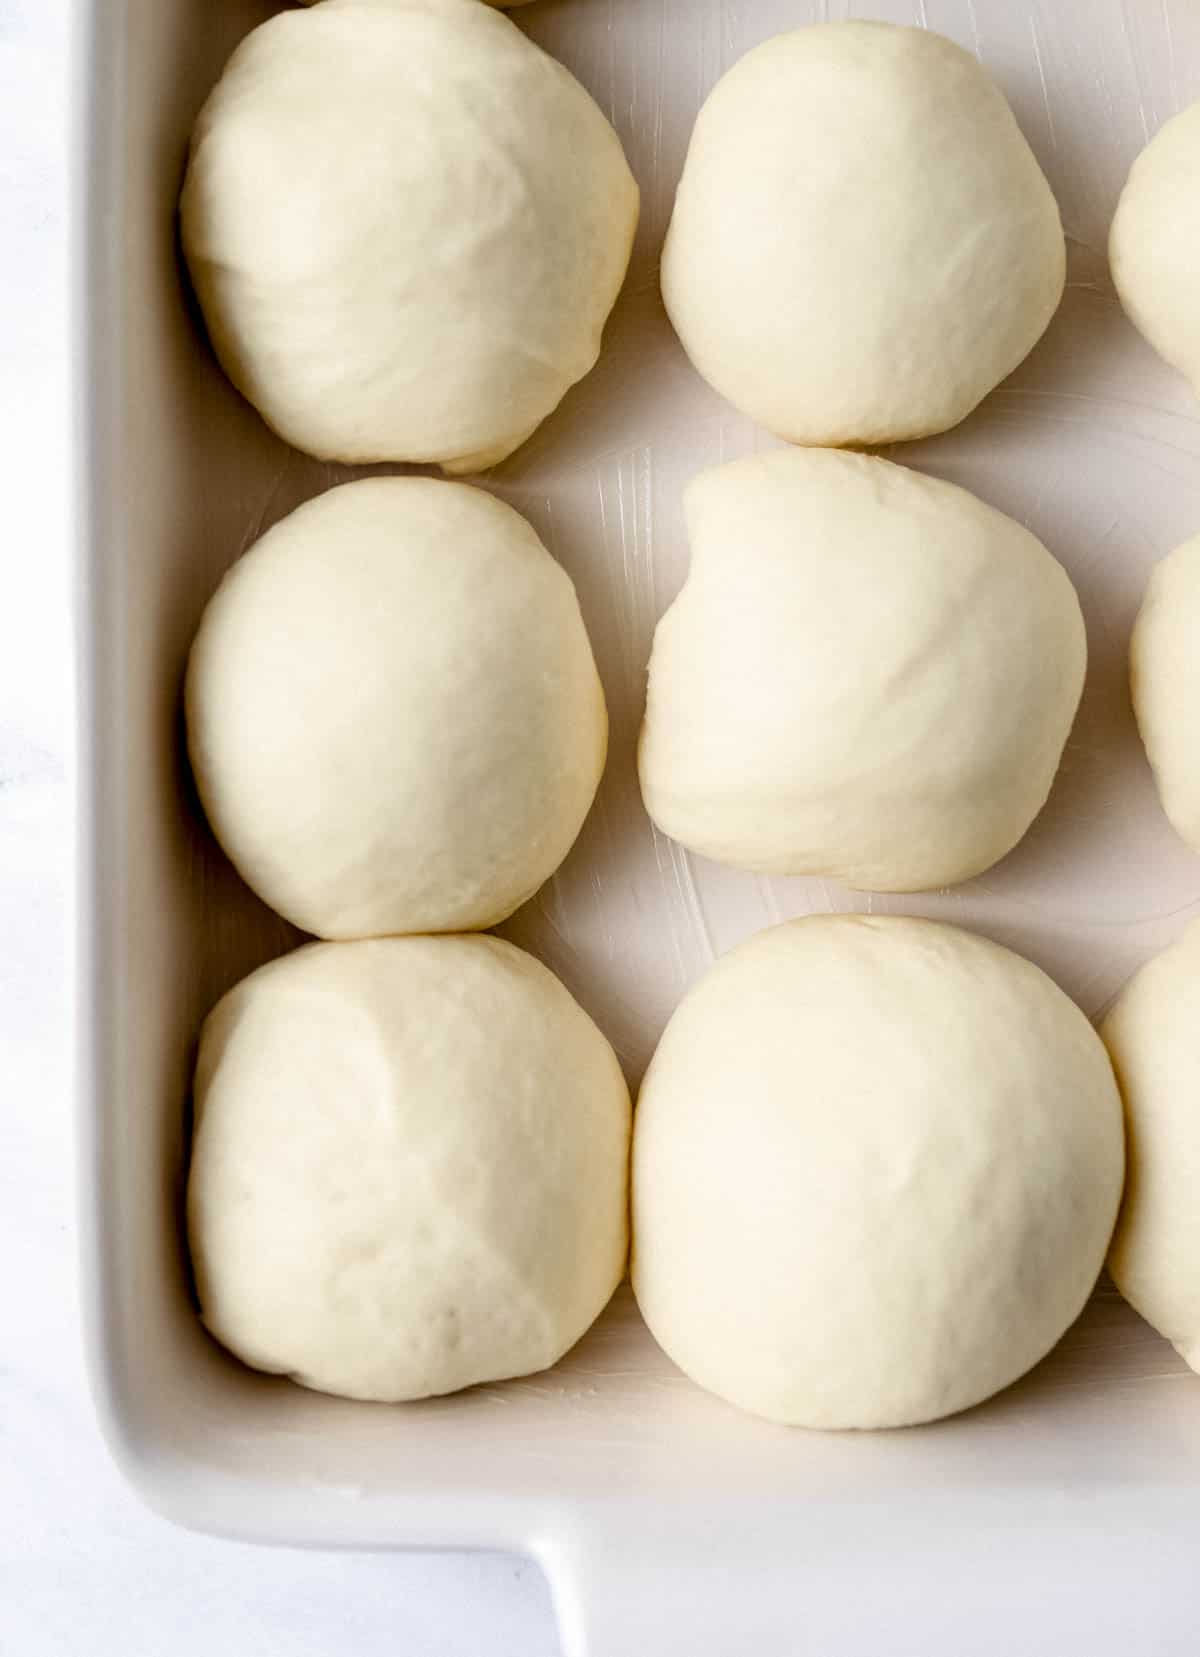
[661,22,1065,446]
[633,917,1124,1430]
[186,477,606,938]
[1130,534,1200,854]
[1111,103,1200,396]
[1103,921,1200,1373]
[302,2,534,6]
[639,448,1086,892]
[189,935,631,1402]
[181,0,637,471]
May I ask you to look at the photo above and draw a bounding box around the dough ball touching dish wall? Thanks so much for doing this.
[190,936,632,1403]
[183,0,636,470]
[186,478,607,940]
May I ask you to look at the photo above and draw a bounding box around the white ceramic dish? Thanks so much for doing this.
[76,1,1200,1650]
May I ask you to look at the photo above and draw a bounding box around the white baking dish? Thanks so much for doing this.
[76,0,1200,1649]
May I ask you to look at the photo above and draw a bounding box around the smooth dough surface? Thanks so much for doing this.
[189,935,631,1402]
[187,477,607,939]
[639,447,1086,892]
[182,0,637,470]
[633,916,1124,1430]
[1130,533,1200,854]
[1110,102,1200,396]
[301,0,537,5]
[661,22,1064,446]
[1103,921,1200,1373]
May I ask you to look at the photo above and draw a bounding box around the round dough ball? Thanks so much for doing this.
[302,1,535,6]
[1102,921,1200,1373]
[633,916,1124,1430]
[638,448,1086,892]
[302,2,534,7]
[1110,103,1200,395]
[661,22,1065,446]
[189,934,631,1402]
[181,0,637,471]
[1130,534,1200,854]
[186,477,607,938]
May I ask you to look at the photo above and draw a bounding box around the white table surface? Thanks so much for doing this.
[0,4,560,1650]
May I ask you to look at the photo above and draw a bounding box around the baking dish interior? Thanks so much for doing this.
[79,0,1200,1549]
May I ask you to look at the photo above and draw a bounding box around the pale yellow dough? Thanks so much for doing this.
[1130,534,1200,855]
[633,916,1124,1430]
[1103,921,1200,1375]
[189,935,631,1402]
[662,22,1064,446]
[183,0,636,469]
[301,1,534,6]
[186,478,607,939]
[639,447,1086,892]
[1111,101,1200,399]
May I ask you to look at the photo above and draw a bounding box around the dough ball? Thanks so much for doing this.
[301,1,535,6]
[1130,534,1200,854]
[661,22,1064,446]
[1110,103,1200,395]
[638,448,1086,892]
[186,477,607,938]
[1102,921,1200,1373]
[633,916,1124,1430]
[302,2,534,7]
[181,0,637,471]
[189,934,631,1402]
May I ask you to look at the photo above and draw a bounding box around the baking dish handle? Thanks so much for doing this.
[543,1523,804,1657]
[541,1486,1200,1657]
